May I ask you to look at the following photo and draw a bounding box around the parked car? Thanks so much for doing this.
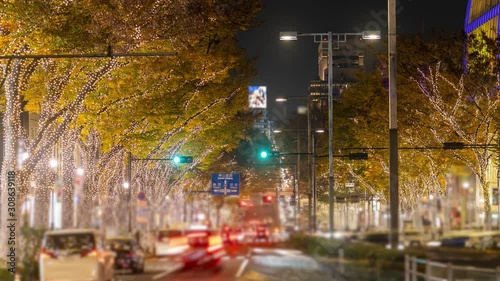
[400,230,428,248]
[440,230,500,250]
[39,229,115,281]
[331,231,360,241]
[106,237,145,274]
[180,229,226,270]
[361,229,428,249]
[221,226,244,245]
[154,229,190,257]
[360,230,389,245]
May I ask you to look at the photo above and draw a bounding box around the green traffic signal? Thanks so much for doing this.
[172,155,193,163]
[259,150,279,159]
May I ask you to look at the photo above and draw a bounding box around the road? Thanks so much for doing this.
[113,242,336,281]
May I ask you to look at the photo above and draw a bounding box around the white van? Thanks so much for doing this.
[39,229,115,281]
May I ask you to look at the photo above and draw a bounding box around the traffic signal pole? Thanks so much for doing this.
[128,152,132,233]
[126,153,193,234]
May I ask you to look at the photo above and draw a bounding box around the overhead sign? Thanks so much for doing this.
[248,86,267,108]
[136,191,148,222]
[211,173,240,196]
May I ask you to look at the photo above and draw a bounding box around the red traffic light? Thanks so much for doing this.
[262,195,273,203]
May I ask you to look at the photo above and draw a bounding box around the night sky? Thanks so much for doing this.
[237,0,468,122]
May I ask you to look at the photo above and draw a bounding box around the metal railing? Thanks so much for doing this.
[405,255,500,281]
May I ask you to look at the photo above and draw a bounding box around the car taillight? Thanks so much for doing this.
[41,247,58,259]
[207,243,223,253]
[81,247,97,257]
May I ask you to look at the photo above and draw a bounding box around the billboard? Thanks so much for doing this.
[248,86,267,108]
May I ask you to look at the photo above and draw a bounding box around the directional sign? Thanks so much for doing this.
[211,173,240,196]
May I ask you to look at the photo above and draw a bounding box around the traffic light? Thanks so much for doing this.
[348,152,368,160]
[172,155,193,163]
[262,195,273,203]
[443,142,465,149]
[259,150,279,159]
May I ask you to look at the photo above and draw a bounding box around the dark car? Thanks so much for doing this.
[221,226,233,245]
[106,237,145,274]
[180,229,226,270]
[222,226,244,245]
[255,225,270,242]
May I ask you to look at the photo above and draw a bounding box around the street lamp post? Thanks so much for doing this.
[49,159,58,230]
[126,152,193,234]
[311,128,325,232]
[276,96,312,231]
[388,0,399,250]
[280,30,381,235]
[273,128,302,230]
[276,95,329,231]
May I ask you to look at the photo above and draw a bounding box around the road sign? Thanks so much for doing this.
[345,182,355,188]
[136,208,149,223]
[137,200,147,209]
[138,191,146,200]
[211,173,240,196]
[55,178,63,203]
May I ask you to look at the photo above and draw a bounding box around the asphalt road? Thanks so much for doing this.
[113,242,337,281]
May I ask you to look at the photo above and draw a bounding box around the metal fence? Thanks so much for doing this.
[405,255,500,281]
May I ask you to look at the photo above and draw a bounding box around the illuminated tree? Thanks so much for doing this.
[0,0,261,256]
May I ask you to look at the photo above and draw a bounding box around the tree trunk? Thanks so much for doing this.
[0,59,23,258]
[479,174,492,230]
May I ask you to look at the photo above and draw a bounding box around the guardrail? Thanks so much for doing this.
[405,255,500,281]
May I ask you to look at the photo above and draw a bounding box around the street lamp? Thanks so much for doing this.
[276,95,315,231]
[280,29,380,236]
[74,168,85,228]
[462,181,470,229]
[275,95,328,231]
[49,159,58,230]
[312,128,325,232]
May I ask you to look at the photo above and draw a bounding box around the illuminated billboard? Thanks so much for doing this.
[248,86,267,108]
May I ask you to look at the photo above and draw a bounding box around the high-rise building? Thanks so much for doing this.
[465,0,500,38]
[310,37,381,101]
[309,36,382,127]
[464,0,500,228]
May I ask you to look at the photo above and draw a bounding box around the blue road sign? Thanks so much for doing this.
[138,191,146,200]
[211,173,240,196]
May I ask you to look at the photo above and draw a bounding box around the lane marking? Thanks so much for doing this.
[152,264,183,280]
[152,270,171,280]
[153,270,170,280]
[235,258,249,278]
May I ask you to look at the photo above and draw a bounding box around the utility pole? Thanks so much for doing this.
[388,0,400,249]
[128,152,132,233]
